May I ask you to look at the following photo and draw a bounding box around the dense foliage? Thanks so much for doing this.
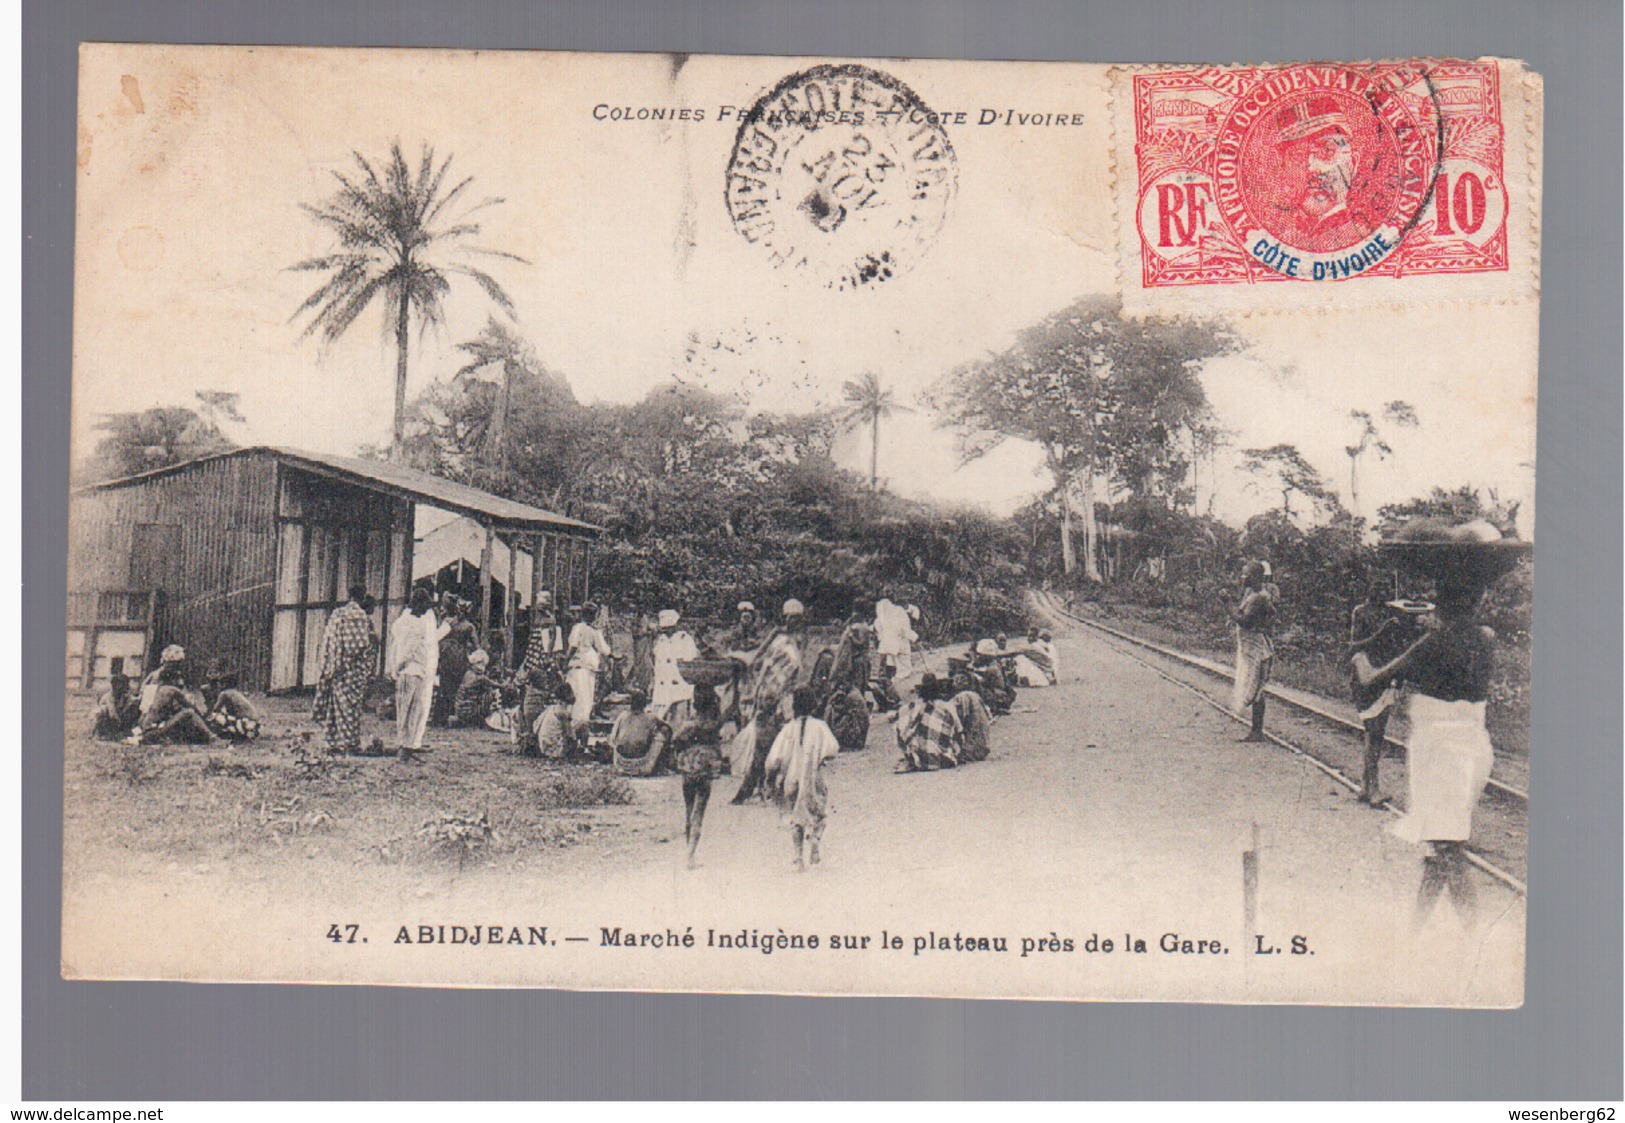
[397,364,1029,639]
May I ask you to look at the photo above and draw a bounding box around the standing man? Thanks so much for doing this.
[732,599,808,804]
[650,608,700,725]
[390,587,443,762]
[432,598,474,728]
[565,601,613,734]
[1348,575,1411,804]
[521,592,565,670]
[874,596,918,694]
[1232,560,1278,743]
[724,601,764,652]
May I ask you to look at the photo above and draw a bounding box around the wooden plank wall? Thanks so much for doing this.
[272,465,413,691]
[67,452,281,689]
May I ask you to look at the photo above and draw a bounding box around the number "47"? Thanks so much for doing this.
[326,923,363,944]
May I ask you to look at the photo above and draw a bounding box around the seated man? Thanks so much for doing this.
[128,663,215,745]
[895,673,962,772]
[950,673,994,763]
[968,639,1016,714]
[1034,629,1061,684]
[610,689,673,776]
[1011,627,1056,687]
[91,672,140,741]
[530,683,575,760]
[200,666,262,742]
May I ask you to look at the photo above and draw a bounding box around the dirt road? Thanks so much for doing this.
[62,614,1524,1004]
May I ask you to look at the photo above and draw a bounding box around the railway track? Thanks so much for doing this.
[1033,591,1527,896]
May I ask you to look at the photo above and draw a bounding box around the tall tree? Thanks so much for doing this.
[1240,443,1341,521]
[291,142,525,460]
[1345,400,1419,520]
[453,317,540,479]
[79,391,245,482]
[932,297,1231,582]
[839,371,911,490]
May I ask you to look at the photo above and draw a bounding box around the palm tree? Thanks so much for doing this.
[454,318,538,479]
[291,142,526,460]
[839,371,911,490]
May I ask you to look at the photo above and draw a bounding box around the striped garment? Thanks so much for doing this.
[453,672,500,727]
[896,698,962,770]
[749,632,803,723]
[312,602,376,752]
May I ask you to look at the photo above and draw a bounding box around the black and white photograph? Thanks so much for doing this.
[61,44,1541,1005]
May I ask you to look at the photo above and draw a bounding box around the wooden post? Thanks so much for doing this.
[378,521,394,676]
[505,529,518,668]
[529,532,543,667]
[478,520,495,648]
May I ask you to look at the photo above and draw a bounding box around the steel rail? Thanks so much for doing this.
[1033,592,1528,804]
[1034,592,1527,896]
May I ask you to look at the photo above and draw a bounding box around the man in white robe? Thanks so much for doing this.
[650,608,700,724]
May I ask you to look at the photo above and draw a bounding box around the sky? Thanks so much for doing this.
[72,46,1537,536]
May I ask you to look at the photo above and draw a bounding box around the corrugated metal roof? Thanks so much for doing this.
[79,446,602,534]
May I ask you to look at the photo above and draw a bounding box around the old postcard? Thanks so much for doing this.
[64,45,1541,1004]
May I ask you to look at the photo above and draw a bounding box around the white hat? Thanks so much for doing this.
[658,609,680,629]
[906,604,921,620]
[537,591,553,604]
[782,599,805,617]
[737,601,757,614]
[468,648,490,668]
[160,644,186,664]
[975,638,1000,657]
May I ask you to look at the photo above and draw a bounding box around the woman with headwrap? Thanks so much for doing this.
[451,648,502,728]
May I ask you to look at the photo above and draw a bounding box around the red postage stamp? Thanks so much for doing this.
[1131,60,1509,286]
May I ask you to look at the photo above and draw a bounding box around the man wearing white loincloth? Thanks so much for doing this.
[1231,560,1278,742]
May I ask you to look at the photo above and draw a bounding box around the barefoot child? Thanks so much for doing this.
[671,686,725,868]
[764,686,841,871]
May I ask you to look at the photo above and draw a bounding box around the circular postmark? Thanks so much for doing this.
[1211,63,1444,280]
[725,64,957,291]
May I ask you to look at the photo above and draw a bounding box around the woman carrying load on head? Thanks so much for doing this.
[312,585,378,754]
[1352,519,1528,929]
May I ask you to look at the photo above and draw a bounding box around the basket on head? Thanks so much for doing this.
[677,658,739,687]
[1379,518,1531,587]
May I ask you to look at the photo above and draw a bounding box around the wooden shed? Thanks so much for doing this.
[67,446,601,692]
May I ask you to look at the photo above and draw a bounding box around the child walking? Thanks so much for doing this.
[671,685,726,868]
[764,687,841,871]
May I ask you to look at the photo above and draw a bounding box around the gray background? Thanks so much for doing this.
[22,0,1622,1101]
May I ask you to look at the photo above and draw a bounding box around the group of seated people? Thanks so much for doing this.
[892,625,1059,773]
[91,645,262,747]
